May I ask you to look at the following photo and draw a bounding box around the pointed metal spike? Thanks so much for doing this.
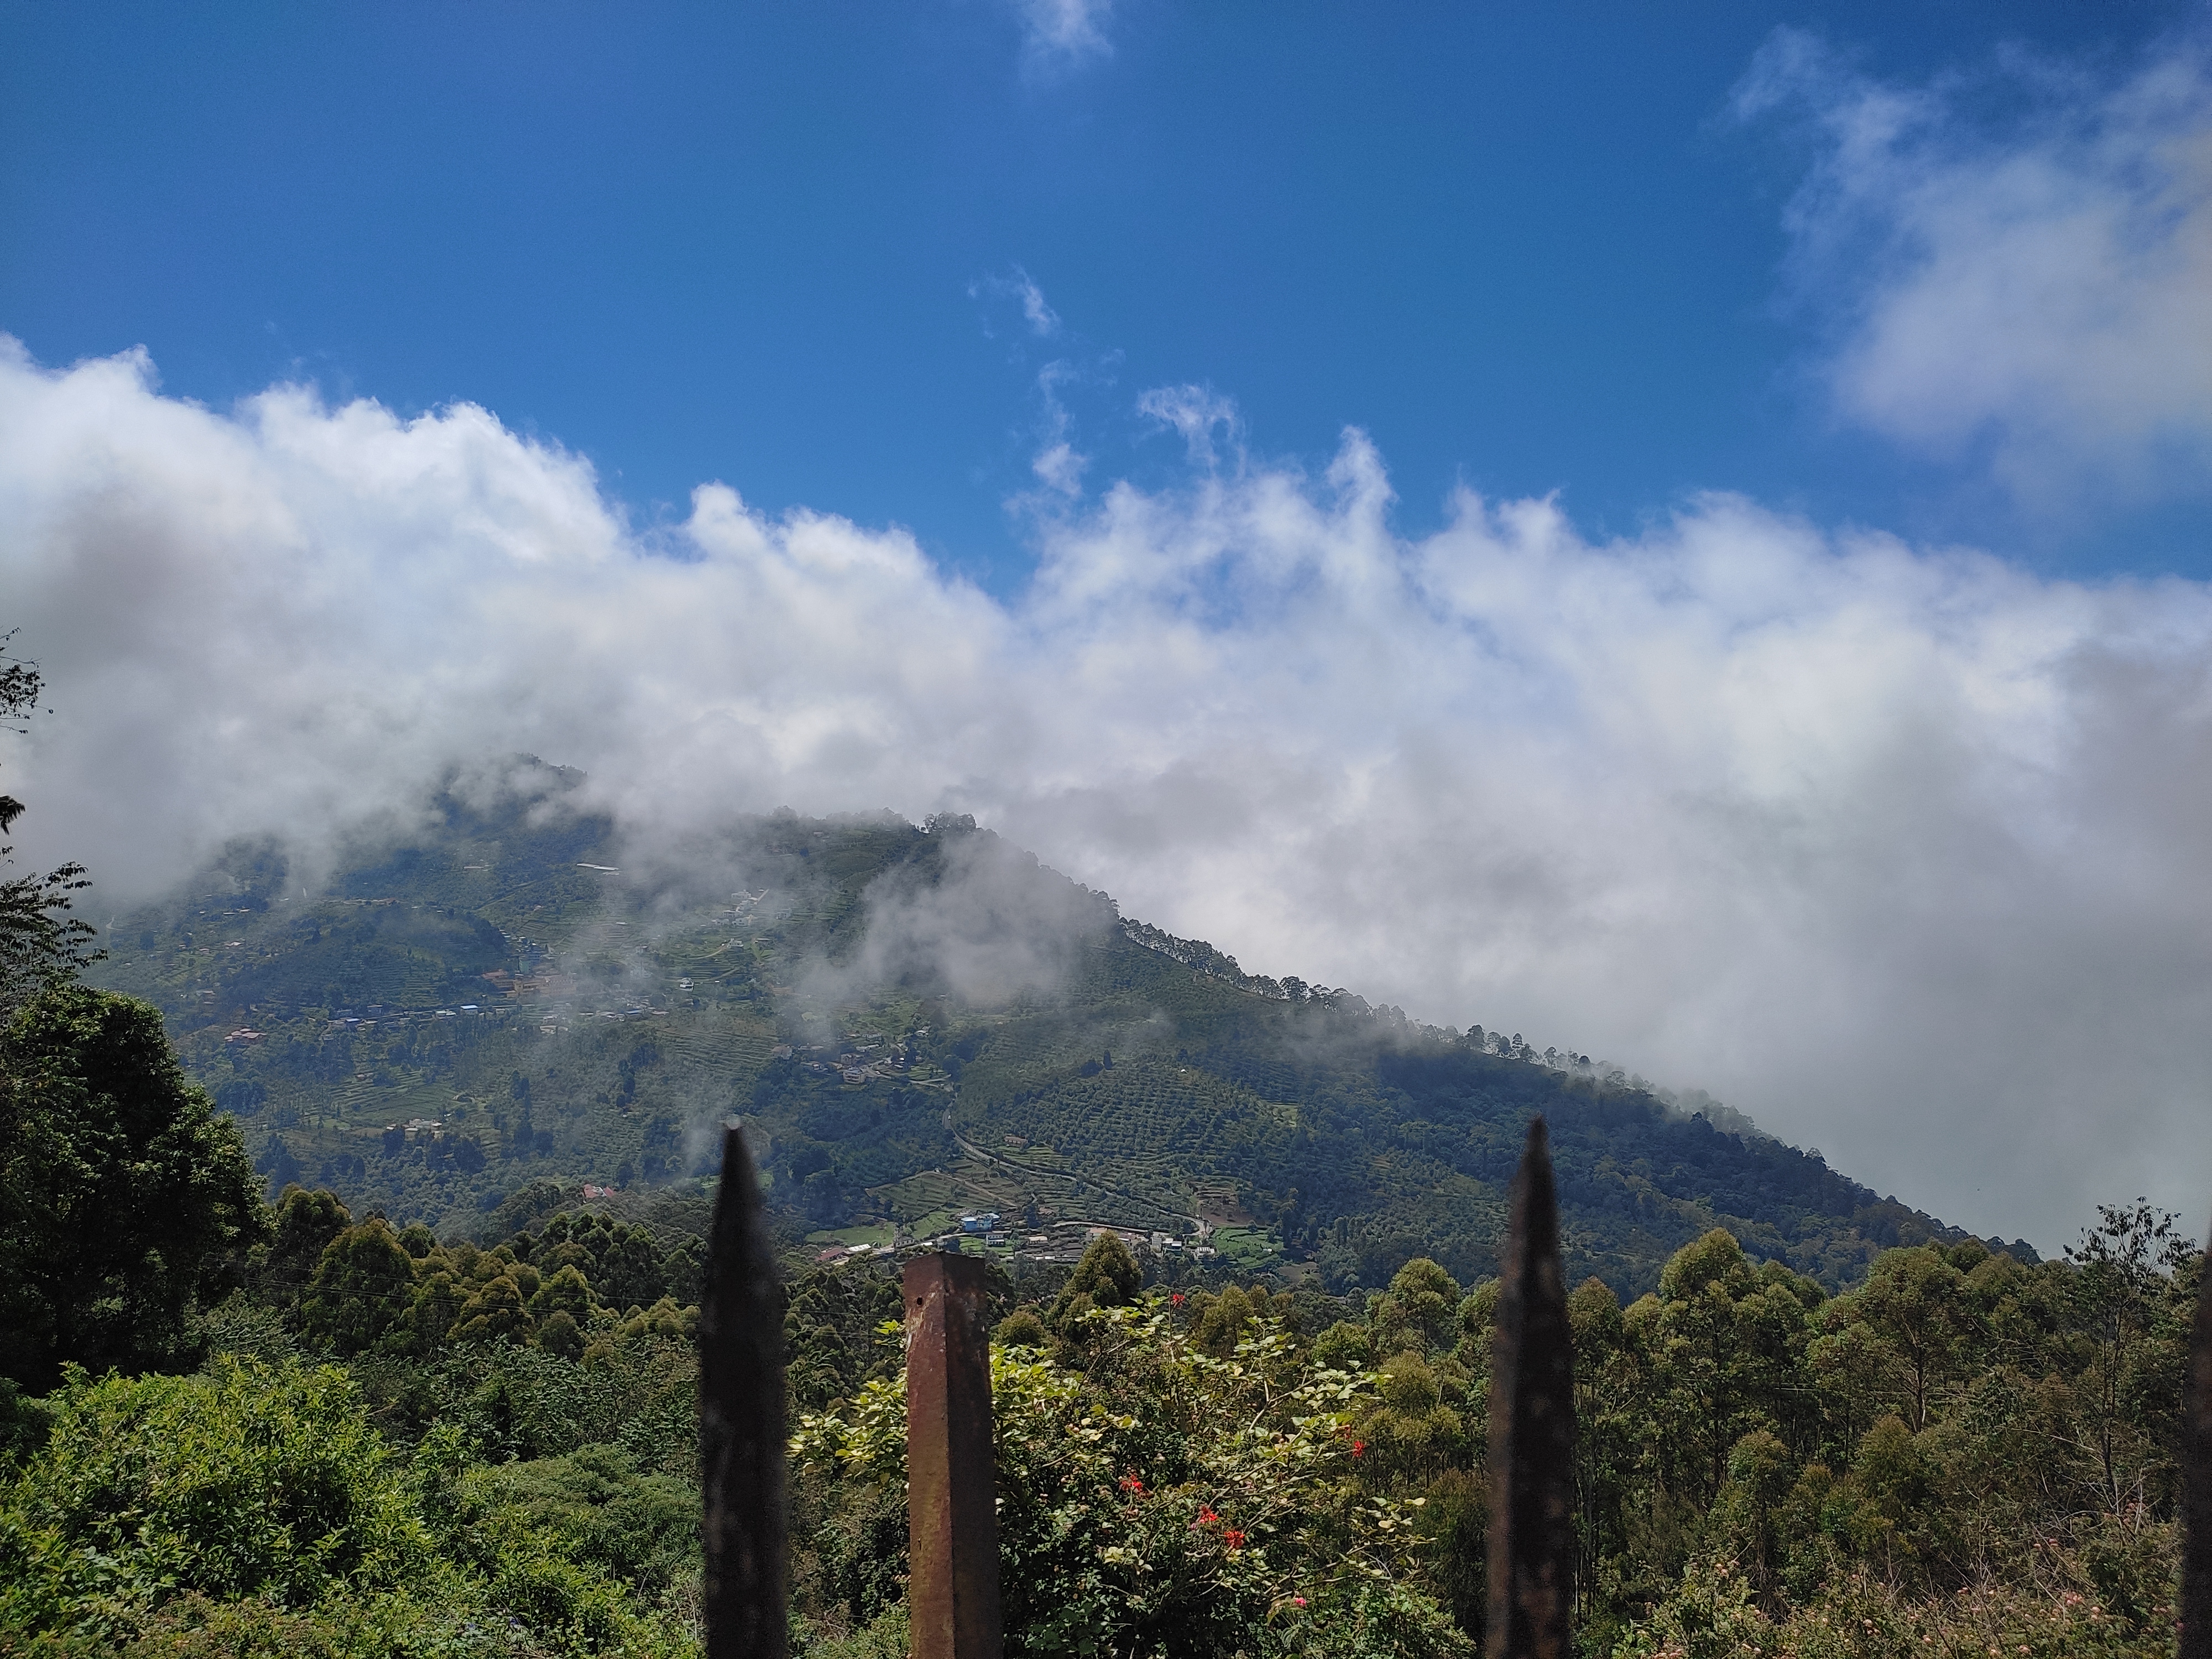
[699,1125,789,1659]
[2182,1219,2212,1659]
[1488,1115,1577,1659]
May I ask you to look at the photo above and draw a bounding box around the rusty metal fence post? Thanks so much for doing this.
[700,1126,789,1659]
[1488,1115,1577,1659]
[905,1251,1004,1659]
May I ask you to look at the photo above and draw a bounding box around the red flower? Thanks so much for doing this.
[1119,1474,1145,1495]
[1197,1506,1219,1525]
[1171,1292,1186,1306]
[1350,1439,1365,1458]
[1224,1529,1247,1550]
[1293,1597,1308,1608]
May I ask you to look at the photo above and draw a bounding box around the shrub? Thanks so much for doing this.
[0,1358,429,1641]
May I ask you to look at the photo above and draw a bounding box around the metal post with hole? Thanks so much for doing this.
[905,1251,1004,1659]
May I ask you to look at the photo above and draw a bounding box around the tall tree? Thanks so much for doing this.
[0,637,100,1016]
[0,985,266,1388]
[2065,1199,2194,1509]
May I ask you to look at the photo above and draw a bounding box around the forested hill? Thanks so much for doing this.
[87,764,2028,1295]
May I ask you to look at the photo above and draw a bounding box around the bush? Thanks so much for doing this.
[0,1376,53,1470]
[458,1442,700,1598]
[348,1336,698,1471]
[0,1356,700,1656]
[0,1358,429,1641]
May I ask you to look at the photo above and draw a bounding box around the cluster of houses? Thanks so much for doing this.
[519,1004,666,1036]
[324,1004,496,1031]
[205,996,497,1042]
[811,1212,1218,1270]
[812,1240,887,1266]
[489,969,580,1000]
[784,1032,913,1086]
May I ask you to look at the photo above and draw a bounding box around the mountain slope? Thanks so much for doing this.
[85,766,2032,1295]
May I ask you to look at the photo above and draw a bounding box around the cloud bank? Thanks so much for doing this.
[4,337,2210,1249]
[1740,28,2212,512]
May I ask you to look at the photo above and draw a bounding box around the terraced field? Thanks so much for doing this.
[964,1057,1287,1215]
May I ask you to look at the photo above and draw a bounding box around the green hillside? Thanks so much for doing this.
[87,763,2028,1296]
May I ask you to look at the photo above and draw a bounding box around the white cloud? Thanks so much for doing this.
[1739,28,2212,510]
[1137,383,1241,470]
[1031,440,1088,497]
[1011,0,1113,71]
[971,271,1092,495]
[1012,359,1092,500]
[1013,272,1061,337]
[6,337,2212,1249]
[973,266,1062,338]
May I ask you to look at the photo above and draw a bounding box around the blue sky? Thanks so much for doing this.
[6,2,2212,1243]
[5,0,2206,591]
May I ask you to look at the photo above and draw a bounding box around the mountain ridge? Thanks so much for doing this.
[83,764,2036,1296]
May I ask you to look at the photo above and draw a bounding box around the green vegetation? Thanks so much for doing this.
[787,1213,2192,1659]
[0,1354,702,1656]
[0,985,707,1651]
[1,985,264,1389]
[0,640,101,1020]
[0,940,2193,1656]
[2,677,2168,1655]
[87,774,2026,1302]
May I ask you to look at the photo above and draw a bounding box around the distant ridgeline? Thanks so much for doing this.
[88,763,2032,1297]
[1117,915,1768,1139]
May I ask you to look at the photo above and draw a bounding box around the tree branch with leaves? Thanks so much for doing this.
[0,632,102,1015]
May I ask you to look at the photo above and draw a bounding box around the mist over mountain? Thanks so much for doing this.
[86,765,2030,1298]
[9,343,2211,1251]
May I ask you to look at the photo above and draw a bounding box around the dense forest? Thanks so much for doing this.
[0,1144,2193,1656]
